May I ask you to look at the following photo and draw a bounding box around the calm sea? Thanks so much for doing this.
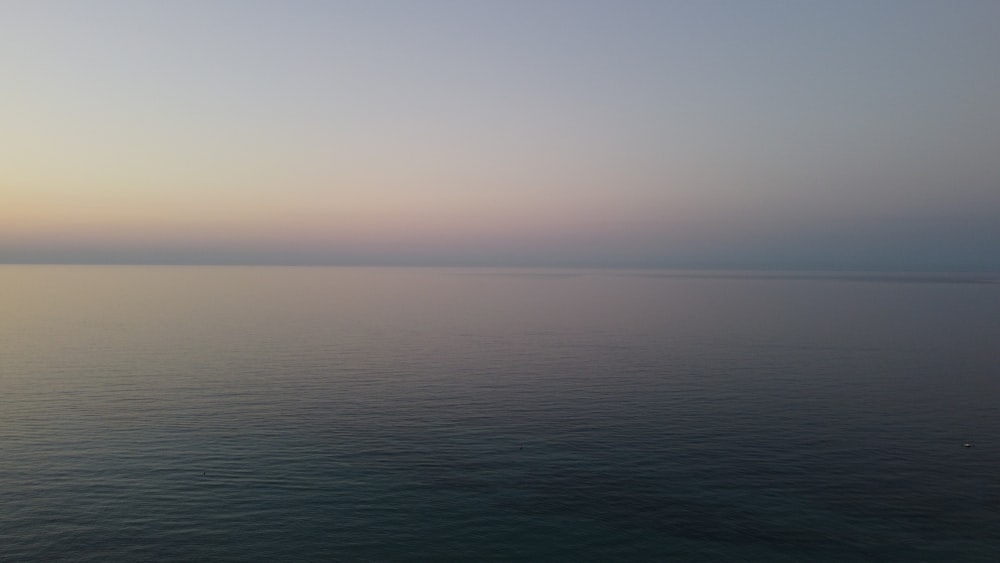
[1,265,998,561]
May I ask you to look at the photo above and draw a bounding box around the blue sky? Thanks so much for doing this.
[3,0,999,270]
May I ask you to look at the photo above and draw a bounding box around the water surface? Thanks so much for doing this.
[1,266,998,561]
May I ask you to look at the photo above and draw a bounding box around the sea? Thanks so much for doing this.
[1,265,998,562]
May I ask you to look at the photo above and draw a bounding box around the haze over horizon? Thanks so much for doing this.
[4,1,999,271]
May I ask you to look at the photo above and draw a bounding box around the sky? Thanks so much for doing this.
[3,0,999,270]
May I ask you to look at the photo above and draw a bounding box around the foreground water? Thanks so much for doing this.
[1,266,998,561]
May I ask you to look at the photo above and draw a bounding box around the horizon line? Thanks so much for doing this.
[2,261,997,277]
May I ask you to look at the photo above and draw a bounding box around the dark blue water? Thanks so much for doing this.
[2,266,998,561]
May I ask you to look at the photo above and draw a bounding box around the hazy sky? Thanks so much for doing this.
[3,0,999,270]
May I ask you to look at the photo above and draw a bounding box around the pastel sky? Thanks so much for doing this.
[3,0,999,270]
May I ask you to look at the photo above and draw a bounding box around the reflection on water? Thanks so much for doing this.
[1,266,998,561]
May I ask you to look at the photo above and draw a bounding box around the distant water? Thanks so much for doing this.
[2,266,998,562]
